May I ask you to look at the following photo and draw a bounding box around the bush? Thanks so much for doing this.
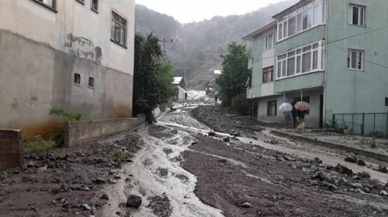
[231,94,248,115]
[24,136,57,153]
[49,108,88,147]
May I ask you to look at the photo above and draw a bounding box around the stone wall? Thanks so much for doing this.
[64,117,145,148]
[0,129,23,170]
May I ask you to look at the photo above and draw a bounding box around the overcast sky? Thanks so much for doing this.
[136,0,286,23]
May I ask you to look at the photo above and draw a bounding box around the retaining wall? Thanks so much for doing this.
[64,117,145,148]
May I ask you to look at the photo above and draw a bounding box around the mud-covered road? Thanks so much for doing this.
[2,91,388,217]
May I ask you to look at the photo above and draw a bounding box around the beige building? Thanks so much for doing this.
[0,0,135,137]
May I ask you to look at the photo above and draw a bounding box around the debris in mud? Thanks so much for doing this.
[357,159,366,166]
[223,137,230,142]
[240,202,253,208]
[126,195,142,209]
[147,195,172,217]
[379,165,388,173]
[175,174,189,183]
[157,168,169,177]
[208,131,216,137]
[344,155,358,163]
[163,148,173,155]
[335,164,353,176]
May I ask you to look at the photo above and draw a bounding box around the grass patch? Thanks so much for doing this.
[24,136,57,153]
[113,150,126,160]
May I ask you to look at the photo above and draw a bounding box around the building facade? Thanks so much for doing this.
[244,0,388,129]
[173,77,186,101]
[0,0,135,137]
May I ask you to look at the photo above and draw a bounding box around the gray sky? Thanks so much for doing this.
[136,0,286,23]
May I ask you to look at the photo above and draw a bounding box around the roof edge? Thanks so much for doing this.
[242,21,277,41]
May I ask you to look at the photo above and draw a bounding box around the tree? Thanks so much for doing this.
[133,33,176,124]
[216,42,251,107]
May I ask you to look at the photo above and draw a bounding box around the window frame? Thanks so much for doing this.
[262,66,274,83]
[277,0,326,42]
[88,77,95,88]
[385,98,388,107]
[347,49,365,71]
[267,100,277,116]
[91,0,99,12]
[264,33,274,50]
[276,40,324,80]
[74,73,81,85]
[349,4,366,27]
[32,0,57,12]
[111,11,127,48]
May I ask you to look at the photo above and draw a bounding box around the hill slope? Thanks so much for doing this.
[135,1,297,88]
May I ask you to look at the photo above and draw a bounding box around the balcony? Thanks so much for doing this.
[274,71,324,93]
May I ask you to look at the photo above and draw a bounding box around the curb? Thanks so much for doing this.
[270,131,388,163]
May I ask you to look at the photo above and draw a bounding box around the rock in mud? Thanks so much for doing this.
[335,164,353,176]
[100,194,109,200]
[312,171,333,183]
[240,202,253,208]
[379,165,388,173]
[147,195,172,217]
[380,190,388,196]
[126,195,142,208]
[223,137,230,142]
[358,171,371,179]
[344,155,358,163]
[357,159,366,166]
[320,181,338,191]
[208,131,216,137]
[80,204,91,210]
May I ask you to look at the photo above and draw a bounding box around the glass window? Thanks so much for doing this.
[302,52,311,72]
[288,16,297,36]
[111,12,127,47]
[313,50,319,70]
[348,50,364,70]
[303,8,313,30]
[287,56,295,76]
[296,56,302,73]
[350,5,366,26]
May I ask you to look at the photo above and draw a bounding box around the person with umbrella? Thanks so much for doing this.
[279,103,293,129]
[294,101,310,133]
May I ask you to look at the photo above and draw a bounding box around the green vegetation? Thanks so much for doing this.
[24,135,57,153]
[216,42,251,107]
[232,94,248,115]
[368,131,387,139]
[113,150,127,160]
[133,33,176,123]
[48,107,88,147]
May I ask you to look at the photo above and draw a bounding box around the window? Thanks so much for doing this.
[34,0,56,9]
[263,66,274,83]
[264,34,274,50]
[277,0,325,41]
[277,41,324,79]
[111,12,127,47]
[350,5,365,26]
[89,77,94,88]
[267,101,277,116]
[91,0,98,11]
[294,96,310,114]
[74,73,81,85]
[386,98,388,107]
[347,49,364,70]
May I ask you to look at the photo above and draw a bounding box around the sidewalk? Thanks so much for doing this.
[270,128,388,163]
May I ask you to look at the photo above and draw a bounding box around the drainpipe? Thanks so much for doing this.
[323,0,330,125]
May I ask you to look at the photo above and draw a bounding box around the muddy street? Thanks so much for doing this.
[2,91,388,217]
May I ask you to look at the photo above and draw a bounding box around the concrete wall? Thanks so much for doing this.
[325,0,388,123]
[0,129,23,170]
[0,0,135,138]
[64,116,145,148]
[177,86,186,102]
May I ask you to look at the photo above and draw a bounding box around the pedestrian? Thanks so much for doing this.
[291,101,298,128]
[283,110,292,129]
[185,92,188,101]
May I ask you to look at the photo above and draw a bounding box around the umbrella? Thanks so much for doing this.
[279,103,292,112]
[295,101,310,111]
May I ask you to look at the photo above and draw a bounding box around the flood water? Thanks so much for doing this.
[101,90,388,216]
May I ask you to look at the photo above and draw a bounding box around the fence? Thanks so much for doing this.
[332,113,388,137]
